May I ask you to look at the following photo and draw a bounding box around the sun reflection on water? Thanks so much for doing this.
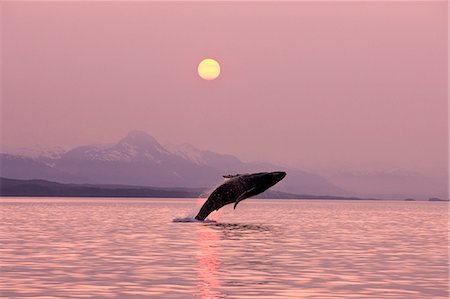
[196,224,222,299]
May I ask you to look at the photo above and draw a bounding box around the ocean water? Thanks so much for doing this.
[1,198,448,298]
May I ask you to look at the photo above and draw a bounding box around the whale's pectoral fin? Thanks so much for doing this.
[233,187,256,210]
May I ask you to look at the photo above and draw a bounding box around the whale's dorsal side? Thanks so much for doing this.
[223,174,242,179]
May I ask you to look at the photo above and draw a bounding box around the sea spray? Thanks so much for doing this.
[172,217,216,223]
[172,186,220,223]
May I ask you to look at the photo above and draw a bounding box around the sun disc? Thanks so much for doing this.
[198,58,221,80]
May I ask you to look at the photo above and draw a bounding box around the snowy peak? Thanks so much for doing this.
[3,146,66,160]
[65,144,136,162]
[165,143,205,165]
[2,146,67,167]
[165,142,245,172]
[62,131,170,162]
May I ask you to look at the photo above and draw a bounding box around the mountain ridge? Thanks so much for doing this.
[0,131,345,195]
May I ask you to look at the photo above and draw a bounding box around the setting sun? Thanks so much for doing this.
[197,58,221,80]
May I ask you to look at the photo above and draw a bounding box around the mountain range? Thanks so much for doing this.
[0,130,346,196]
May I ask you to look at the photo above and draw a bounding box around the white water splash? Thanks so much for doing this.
[172,191,221,223]
[172,217,217,223]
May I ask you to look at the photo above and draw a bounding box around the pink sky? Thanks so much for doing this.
[1,2,448,184]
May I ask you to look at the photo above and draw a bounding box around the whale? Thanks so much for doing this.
[195,171,287,221]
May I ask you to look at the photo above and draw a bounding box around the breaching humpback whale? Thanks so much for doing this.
[195,171,287,221]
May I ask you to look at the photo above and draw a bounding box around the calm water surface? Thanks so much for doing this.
[1,198,448,298]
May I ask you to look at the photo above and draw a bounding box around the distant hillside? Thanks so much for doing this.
[0,177,362,200]
[0,154,88,183]
[0,177,202,198]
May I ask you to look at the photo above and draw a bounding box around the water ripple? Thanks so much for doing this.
[1,198,448,298]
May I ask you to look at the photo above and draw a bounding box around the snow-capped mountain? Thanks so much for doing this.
[3,145,66,159]
[52,131,223,188]
[166,140,348,196]
[63,131,171,163]
[165,142,244,171]
[2,145,66,167]
[1,130,345,195]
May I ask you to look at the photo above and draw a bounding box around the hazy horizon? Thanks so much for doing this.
[1,2,448,197]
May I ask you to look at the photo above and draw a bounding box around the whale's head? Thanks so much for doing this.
[248,171,287,191]
[269,171,287,183]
